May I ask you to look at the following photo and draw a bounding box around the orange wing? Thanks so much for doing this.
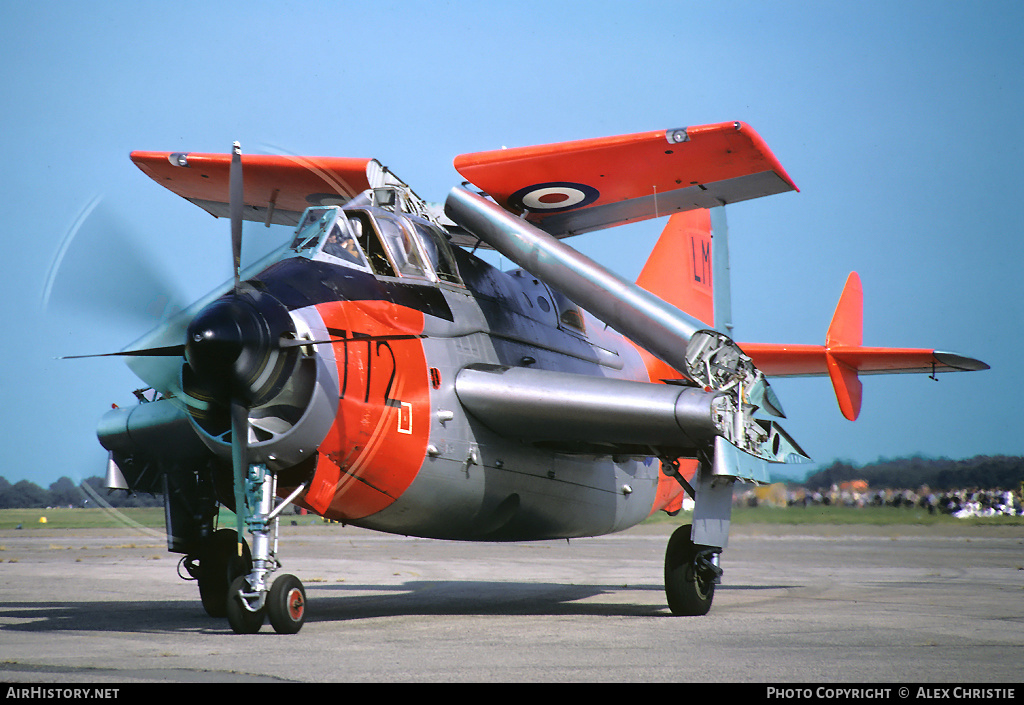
[454,121,798,237]
[131,151,378,226]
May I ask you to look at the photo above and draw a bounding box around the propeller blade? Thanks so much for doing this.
[230,142,244,292]
[230,399,250,555]
[43,196,188,332]
[60,344,186,360]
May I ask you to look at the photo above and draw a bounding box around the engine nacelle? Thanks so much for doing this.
[98,397,207,460]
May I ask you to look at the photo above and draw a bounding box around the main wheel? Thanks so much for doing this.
[267,574,306,634]
[664,523,716,616]
[226,575,265,634]
[198,529,252,618]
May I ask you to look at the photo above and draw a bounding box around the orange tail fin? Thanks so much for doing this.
[636,209,716,328]
[825,272,864,421]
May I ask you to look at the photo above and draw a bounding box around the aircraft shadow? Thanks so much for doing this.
[306,580,662,622]
[0,599,217,634]
[307,580,793,624]
[0,581,793,634]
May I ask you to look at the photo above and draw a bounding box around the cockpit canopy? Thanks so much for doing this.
[290,205,461,285]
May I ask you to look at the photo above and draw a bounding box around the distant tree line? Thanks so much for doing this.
[0,476,162,509]
[3,455,1022,508]
[802,455,1024,492]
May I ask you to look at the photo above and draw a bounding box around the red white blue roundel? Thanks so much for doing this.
[508,182,599,213]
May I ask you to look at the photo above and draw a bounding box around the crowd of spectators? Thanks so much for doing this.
[741,483,1024,518]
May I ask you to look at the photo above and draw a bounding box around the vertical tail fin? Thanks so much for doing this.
[637,207,731,331]
[825,272,864,421]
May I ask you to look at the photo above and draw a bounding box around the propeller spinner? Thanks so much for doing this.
[184,288,299,407]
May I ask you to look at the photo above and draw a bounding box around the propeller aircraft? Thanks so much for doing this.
[81,122,987,633]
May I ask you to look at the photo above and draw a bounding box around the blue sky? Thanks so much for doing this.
[2,1,1020,487]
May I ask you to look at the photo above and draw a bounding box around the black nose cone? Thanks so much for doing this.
[183,289,296,406]
[185,298,249,393]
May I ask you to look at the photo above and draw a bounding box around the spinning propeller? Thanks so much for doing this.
[43,197,191,343]
[180,143,301,552]
[58,143,302,551]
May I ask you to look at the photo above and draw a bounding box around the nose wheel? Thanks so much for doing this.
[226,574,265,633]
[226,572,307,634]
[267,574,306,634]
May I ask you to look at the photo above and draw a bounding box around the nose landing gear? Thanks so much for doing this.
[226,572,307,634]
[224,464,309,634]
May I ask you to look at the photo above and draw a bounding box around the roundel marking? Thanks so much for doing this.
[508,182,599,213]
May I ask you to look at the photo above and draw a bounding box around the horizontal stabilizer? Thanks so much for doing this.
[740,272,989,420]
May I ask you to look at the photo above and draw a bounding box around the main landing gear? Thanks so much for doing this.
[660,454,732,616]
[195,528,252,618]
[663,523,722,616]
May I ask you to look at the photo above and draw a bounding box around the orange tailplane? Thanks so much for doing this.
[741,272,988,421]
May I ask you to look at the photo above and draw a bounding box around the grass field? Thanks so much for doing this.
[0,507,167,531]
[1,504,1020,531]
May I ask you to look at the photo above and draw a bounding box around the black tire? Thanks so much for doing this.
[198,529,252,618]
[226,575,265,634]
[664,523,716,616]
[267,574,307,635]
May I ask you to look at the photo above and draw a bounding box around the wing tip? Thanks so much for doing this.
[933,351,990,372]
[730,120,800,193]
